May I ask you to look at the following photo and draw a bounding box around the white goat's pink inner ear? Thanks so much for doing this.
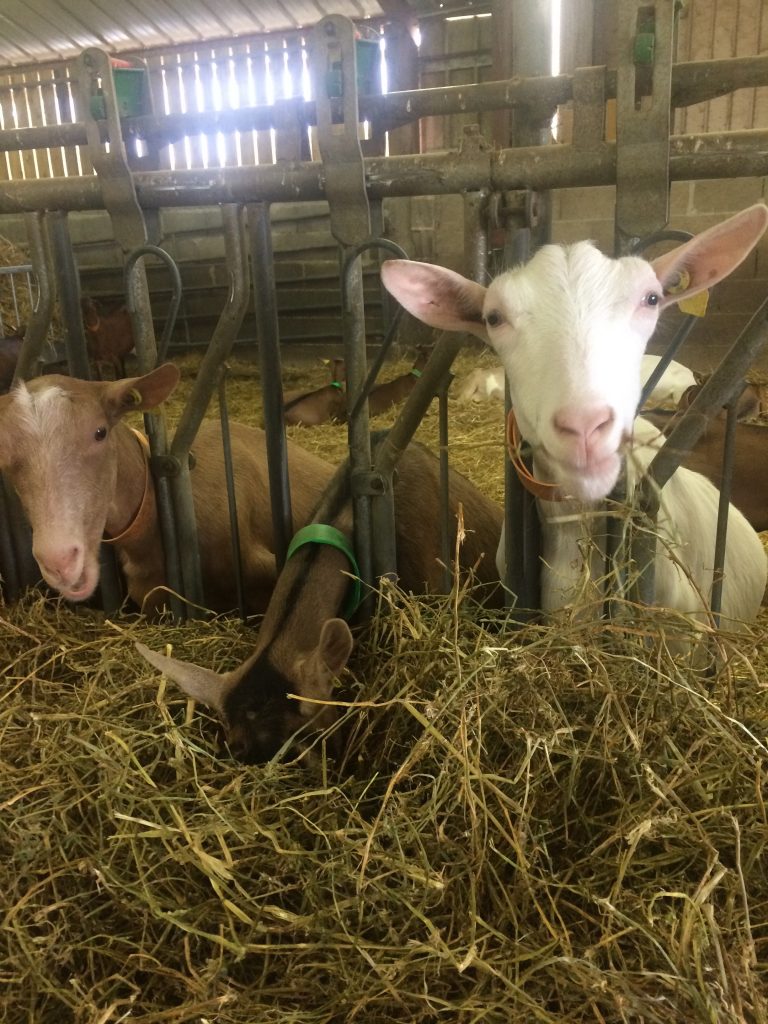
[381,260,488,338]
[652,203,768,307]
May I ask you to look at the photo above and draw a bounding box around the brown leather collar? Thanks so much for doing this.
[103,428,154,545]
[506,410,564,502]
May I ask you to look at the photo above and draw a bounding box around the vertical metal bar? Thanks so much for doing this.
[166,206,248,612]
[248,200,294,572]
[710,399,739,624]
[343,251,374,597]
[123,244,185,620]
[501,226,541,616]
[0,483,22,603]
[15,212,55,382]
[218,367,246,622]
[49,211,90,379]
[615,0,674,249]
[438,372,452,593]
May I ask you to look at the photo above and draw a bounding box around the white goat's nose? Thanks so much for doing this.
[553,404,614,444]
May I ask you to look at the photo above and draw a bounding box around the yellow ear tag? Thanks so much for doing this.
[667,268,709,317]
[127,387,143,407]
[678,291,709,317]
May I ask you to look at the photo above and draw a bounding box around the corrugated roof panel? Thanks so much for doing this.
[0,0,388,68]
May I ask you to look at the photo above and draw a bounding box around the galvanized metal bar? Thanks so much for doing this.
[121,232,186,620]
[248,200,294,572]
[437,373,453,594]
[372,331,466,480]
[632,293,768,609]
[14,212,55,382]
[344,238,409,424]
[615,0,674,248]
[3,54,766,154]
[50,211,90,379]
[0,484,21,603]
[310,15,371,246]
[167,205,249,611]
[123,244,182,364]
[217,367,246,623]
[500,226,542,617]
[709,398,740,624]
[646,295,768,493]
[341,250,375,599]
[1,131,767,213]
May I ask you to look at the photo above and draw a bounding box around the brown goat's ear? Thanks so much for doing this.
[104,363,181,419]
[135,641,237,715]
[296,618,354,719]
[654,204,768,308]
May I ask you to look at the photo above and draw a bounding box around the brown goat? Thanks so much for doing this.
[283,358,347,426]
[367,346,432,417]
[137,436,504,762]
[0,364,334,615]
[81,296,135,379]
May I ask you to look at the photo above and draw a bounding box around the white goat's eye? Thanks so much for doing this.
[484,310,504,328]
[643,291,661,307]
[94,425,107,442]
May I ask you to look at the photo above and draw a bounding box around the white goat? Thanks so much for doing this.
[456,354,696,410]
[382,205,768,634]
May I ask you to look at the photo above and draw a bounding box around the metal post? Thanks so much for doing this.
[248,200,294,572]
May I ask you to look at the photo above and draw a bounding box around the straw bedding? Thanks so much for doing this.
[1,349,767,1023]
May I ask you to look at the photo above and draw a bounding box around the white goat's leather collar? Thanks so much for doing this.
[506,410,564,503]
[102,429,154,545]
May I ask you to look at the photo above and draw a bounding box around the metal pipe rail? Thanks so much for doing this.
[0,54,766,154]
[0,130,765,215]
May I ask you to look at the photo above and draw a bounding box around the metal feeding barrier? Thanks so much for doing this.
[0,1,766,624]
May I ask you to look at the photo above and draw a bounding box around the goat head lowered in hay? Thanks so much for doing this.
[0,363,334,615]
[382,204,768,643]
[137,437,504,763]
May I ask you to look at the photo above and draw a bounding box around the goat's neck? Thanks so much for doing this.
[105,424,153,539]
[257,542,353,664]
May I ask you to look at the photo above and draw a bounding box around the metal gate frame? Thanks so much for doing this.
[0,3,766,619]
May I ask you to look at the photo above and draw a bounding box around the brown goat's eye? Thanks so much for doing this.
[484,310,504,328]
[94,426,108,442]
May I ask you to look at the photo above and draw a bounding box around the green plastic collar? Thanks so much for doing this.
[286,524,362,620]
[409,368,422,378]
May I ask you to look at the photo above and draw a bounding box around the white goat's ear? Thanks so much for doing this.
[105,363,181,419]
[653,203,768,308]
[135,641,237,715]
[381,260,488,339]
[296,618,354,719]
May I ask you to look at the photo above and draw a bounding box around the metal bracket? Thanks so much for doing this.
[311,15,371,246]
[572,65,607,150]
[77,48,149,252]
[615,1,675,250]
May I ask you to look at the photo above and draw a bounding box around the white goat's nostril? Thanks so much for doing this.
[554,405,614,442]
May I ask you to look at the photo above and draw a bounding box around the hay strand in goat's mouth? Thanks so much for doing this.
[1,589,767,1024]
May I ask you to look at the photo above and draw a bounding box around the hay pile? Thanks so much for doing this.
[1,350,767,1022]
[1,593,766,1022]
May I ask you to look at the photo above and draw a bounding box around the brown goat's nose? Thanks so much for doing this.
[36,544,83,582]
